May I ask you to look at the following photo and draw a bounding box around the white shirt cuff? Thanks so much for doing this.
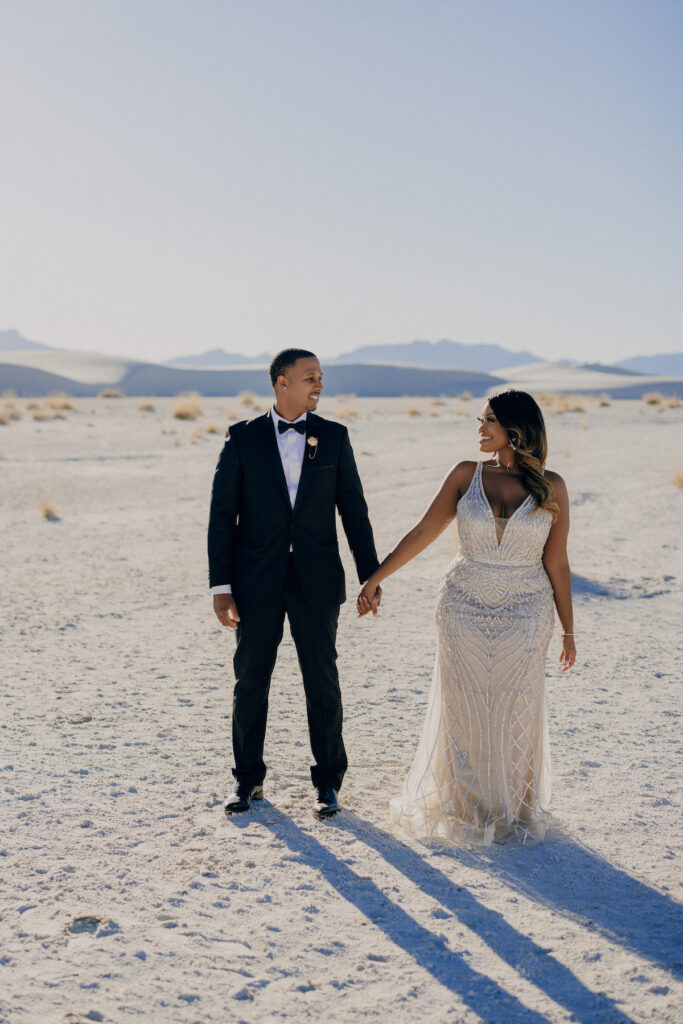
[211,584,232,594]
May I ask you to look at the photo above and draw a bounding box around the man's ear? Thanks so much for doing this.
[276,374,288,391]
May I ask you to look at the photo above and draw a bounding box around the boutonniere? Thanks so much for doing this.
[306,436,319,460]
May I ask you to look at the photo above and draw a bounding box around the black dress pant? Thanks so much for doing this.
[231,556,347,791]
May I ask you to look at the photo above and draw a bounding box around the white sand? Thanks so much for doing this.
[1,394,681,1023]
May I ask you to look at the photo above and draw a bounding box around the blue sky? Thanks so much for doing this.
[1,0,681,363]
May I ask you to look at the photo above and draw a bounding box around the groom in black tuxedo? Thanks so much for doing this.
[208,349,381,817]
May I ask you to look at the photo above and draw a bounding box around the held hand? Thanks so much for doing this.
[357,581,382,618]
[213,593,240,629]
[559,634,576,673]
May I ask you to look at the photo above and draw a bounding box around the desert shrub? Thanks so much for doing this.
[40,500,60,521]
[598,393,611,407]
[239,391,256,407]
[2,396,21,420]
[138,401,155,412]
[672,470,683,488]
[173,393,203,420]
[664,396,681,409]
[203,423,221,433]
[405,406,422,416]
[458,391,472,401]
[98,388,123,398]
[45,393,73,411]
[429,410,439,417]
[0,410,10,425]
[335,406,358,419]
[642,391,664,406]
[431,398,447,406]
[555,394,588,413]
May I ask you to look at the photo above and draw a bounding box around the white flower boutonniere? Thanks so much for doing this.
[307,436,319,460]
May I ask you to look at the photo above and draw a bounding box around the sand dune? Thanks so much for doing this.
[1,353,502,398]
[1,349,681,399]
[496,360,683,397]
[1,394,681,1022]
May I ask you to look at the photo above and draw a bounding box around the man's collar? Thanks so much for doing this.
[271,405,307,426]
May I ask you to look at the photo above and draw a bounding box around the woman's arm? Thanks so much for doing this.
[541,472,576,671]
[357,462,474,615]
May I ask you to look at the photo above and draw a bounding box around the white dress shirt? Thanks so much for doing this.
[211,407,307,595]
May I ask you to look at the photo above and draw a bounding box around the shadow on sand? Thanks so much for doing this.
[454,827,683,980]
[241,807,644,1023]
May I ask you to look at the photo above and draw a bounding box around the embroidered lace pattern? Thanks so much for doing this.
[390,461,555,846]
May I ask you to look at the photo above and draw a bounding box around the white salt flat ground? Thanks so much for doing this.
[1,394,681,1024]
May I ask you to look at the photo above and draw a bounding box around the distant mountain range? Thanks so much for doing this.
[168,347,272,367]
[615,354,683,376]
[167,339,541,371]
[330,339,541,371]
[0,329,49,351]
[1,328,681,377]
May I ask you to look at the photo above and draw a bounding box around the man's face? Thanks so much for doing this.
[279,356,323,413]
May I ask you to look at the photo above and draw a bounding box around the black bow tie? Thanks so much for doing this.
[278,419,306,435]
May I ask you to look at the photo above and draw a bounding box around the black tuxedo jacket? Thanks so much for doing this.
[208,411,379,609]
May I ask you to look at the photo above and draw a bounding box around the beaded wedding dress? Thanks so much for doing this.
[390,461,555,846]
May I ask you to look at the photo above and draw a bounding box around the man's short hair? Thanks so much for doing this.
[269,348,317,386]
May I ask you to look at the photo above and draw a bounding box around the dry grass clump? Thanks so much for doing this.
[0,409,11,425]
[642,391,664,405]
[98,388,123,398]
[429,410,440,417]
[458,391,472,401]
[32,407,66,421]
[203,423,221,434]
[335,405,358,419]
[40,500,60,521]
[581,421,589,430]
[239,391,257,407]
[45,393,73,411]
[455,408,469,417]
[555,394,588,413]
[138,401,156,412]
[671,470,683,488]
[664,396,681,409]
[173,393,203,420]
[598,393,611,407]
[405,406,422,416]
[2,397,21,421]
[25,401,41,410]
[431,398,447,406]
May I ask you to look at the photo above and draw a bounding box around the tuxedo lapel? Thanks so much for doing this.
[293,414,320,516]
[258,411,291,508]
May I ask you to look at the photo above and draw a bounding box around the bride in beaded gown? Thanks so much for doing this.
[358,390,576,846]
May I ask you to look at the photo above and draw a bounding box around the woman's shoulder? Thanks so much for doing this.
[545,468,568,498]
[446,460,478,494]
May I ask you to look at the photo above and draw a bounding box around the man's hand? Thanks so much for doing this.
[213,593,240,629]
[356,582,382,617]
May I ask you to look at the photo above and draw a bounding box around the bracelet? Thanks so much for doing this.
[562,632,574,637]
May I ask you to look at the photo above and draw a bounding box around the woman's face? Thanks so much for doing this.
[477,403,511,455]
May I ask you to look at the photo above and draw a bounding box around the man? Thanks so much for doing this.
[208,349,381,817]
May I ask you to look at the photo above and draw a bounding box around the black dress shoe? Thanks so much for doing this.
[224,783,264,814]
[313,786,339,817]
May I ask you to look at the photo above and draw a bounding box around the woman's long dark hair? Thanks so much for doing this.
[488,389,559,522]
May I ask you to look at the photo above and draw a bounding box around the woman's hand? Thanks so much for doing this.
[559,634,576,673]
[357,579,382,617]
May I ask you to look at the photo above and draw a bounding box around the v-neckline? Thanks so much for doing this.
[476,462,533,547]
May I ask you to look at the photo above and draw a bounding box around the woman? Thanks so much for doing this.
[357,390,575,846]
